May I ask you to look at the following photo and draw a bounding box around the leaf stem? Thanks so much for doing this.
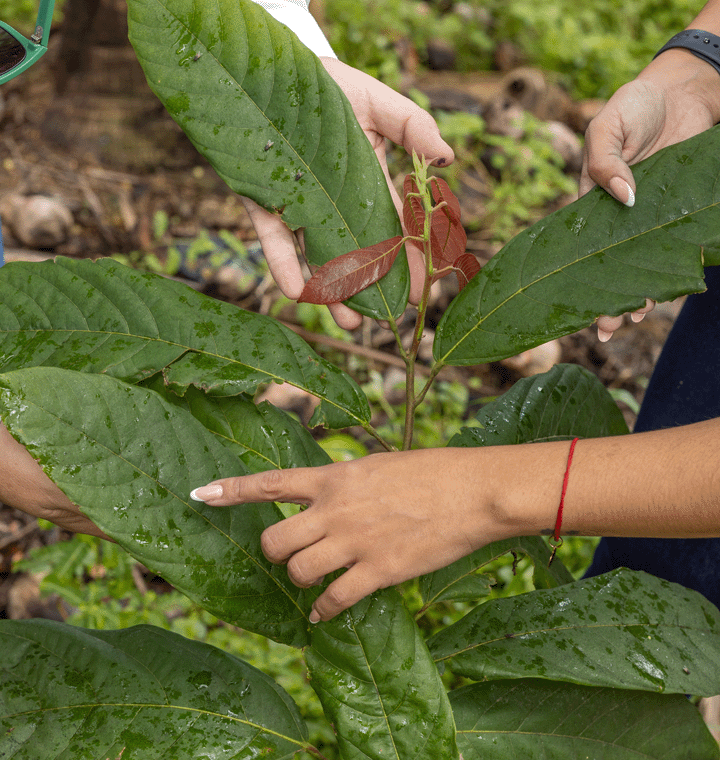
[415,361,445,410]
[362,420,397,452]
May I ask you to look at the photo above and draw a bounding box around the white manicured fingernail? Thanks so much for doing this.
[309,609,321,624]
[623,183,635,208]
[631,312,646,323]
[190,484,224,502]
[597,328,612,343]
[608,177,635,208]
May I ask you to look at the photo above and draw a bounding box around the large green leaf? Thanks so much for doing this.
[0,257,370,429]
[434,126,720,365]
[429,568,720,696]
[449,363,629,448]
[0,620,310,759]
[452,679,720,760]
[418,535,573,615]
[304,590,459,760]
[141,378,332,472]
[0,367,311,647]
[127,0,409,320]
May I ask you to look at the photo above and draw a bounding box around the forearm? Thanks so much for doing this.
[0,423,108,538]
[495,418,720,540]
[689,0,720,33]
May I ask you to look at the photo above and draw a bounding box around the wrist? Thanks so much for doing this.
[471,442,572,541]
[640,47,720,123]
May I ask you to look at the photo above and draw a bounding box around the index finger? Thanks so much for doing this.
[240,197,305,299]
[190,467,321,507]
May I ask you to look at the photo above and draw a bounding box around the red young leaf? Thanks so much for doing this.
[454,252,481,291]
[430,176,462,224]
[403,175,426,239]
[429,177,467,278]
[298,236,404,304]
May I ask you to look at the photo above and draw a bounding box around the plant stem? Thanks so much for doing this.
[401,169,436,451]
[415,361,445,409]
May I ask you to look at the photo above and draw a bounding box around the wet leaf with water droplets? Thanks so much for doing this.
[0,257,370,429]
[305,590,459,760]
[429,568,720,696]
[0,621,310,759]
[0,367,312,646]
[127,0,409,320]
[452,678,720,759]
[435,126,720,365]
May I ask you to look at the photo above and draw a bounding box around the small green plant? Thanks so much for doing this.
[1,2,720,758]
[483,112,579,240]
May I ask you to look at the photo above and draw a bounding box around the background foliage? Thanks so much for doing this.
[325,0,701,97]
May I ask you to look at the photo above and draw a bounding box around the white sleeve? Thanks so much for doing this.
[249,0,337,59]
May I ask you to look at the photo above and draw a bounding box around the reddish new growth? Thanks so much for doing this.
[298,166,480,305]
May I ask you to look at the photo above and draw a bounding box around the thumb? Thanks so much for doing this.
[580,101,638,205]
[580,138,636,206]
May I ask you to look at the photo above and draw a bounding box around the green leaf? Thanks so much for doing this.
[429,568,720,696]
[0,257,370,429]
[452,679,720,760]
[304,590,459,760]
[449,364,629,448]
[127,0,409,320]
[434,127,720,365]
[0,367,310,647]
[418,535,573,613]
[0,620,310,759]
[141,377,332,472]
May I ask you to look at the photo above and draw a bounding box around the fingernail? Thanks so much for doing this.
[309,609,321,624]
[597,328,612,343]
[608,177,635,208]
[630,312,646,323]
[190,484,223,502]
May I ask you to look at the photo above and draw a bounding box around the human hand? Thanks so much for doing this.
[190,449,523,622]
[242,57,454,330]
[581,48,720,341]
[0,423,108,539]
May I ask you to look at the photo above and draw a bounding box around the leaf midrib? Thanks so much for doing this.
[3,703,308,748]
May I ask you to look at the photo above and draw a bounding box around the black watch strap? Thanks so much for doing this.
[654,29,720,76]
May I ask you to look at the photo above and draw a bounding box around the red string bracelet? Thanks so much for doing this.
[548,437,579,566]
